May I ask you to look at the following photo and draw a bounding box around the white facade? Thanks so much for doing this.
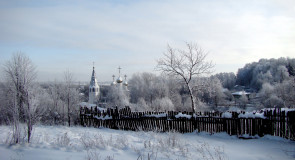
[88,66,100,104]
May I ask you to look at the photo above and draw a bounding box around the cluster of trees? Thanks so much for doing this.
[211,72,236,90]
[259,78,295,108]
[235,58,295,108]
[0,53,81,143]
[117,73,226,112]
[104,43,227,112]
[236,58,295,90]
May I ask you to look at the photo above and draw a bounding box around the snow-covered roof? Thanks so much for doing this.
[232,91,250,96]
[89,67,99,88]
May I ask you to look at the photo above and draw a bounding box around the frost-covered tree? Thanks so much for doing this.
[189,77,225,110]
[107,85,129,108]
[157,42,214,112]
[3,53,37,143]
[131,98,149,111]
[128,72,184,111]
[169,92,182,111]
[211,72,236,90]
[0,82,11,124]
[24,84,47,142]
[238,94,249,109]
[44,81,65,125]
[236,57,295,90]
[274,79,295,108]
[63,70,80,126]
[129,72,170,107]
[203,77,225,107]
[152,97,174,112]
[259,79,295,108]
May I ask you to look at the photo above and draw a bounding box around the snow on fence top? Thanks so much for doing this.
[80,106,293,120]
[262,108,295,115]
[221,112,232,118]
[94,115,112,120]
[144,113,167,118]
[238,112,265,119]
[175,112,193,119]
[79,106,295,140]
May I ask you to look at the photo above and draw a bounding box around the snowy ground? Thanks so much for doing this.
[0,125,294,160]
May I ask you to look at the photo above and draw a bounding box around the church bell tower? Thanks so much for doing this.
[88,64,100,104]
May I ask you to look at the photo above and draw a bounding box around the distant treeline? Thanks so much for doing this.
[235,57,295,90]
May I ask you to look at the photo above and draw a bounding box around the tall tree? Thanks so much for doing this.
[63,70,80,126]
[157,42,214,112]
[3,53,37,143]
[46,81,64,125]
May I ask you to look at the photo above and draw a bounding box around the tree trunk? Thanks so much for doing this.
[26,96,32,143]
[27,118,32,143]
[67,93,70,127]
[186,83,195,113]
[13,113,20,144]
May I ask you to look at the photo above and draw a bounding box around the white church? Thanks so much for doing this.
[88,65,100,104]
[86,65,128,106]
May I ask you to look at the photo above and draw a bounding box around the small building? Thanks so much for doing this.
[232,91,250,100]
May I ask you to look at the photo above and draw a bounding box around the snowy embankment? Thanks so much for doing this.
[0,125,294,160]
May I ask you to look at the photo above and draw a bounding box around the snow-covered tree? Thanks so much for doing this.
[157,42,214,112]
[43,81,65,125]
[238,94,249,109]
[274,79,295,108]
[131,98,149,111]
[236,57,295,90]
[206,78,226,107]
[107,85,129,108]
[212,72,236,90]
[129,72,170,107]
[63,70,80,126]
[3,53,37,143]
[152,97,174,112]
[259,79,295,108]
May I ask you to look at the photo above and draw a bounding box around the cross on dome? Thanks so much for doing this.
[118,66,122,76]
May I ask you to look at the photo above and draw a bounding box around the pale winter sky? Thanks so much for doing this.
[0,0,294,82]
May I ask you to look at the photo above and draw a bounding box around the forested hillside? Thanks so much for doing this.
[236,57,295,90]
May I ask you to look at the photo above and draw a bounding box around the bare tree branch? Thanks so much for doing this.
[156,42,214,112]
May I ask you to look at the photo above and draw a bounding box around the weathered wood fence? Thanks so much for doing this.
[80,106,295,140]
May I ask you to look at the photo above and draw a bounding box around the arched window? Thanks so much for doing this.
[93,88,95,92]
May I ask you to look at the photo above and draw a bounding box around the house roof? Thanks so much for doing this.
[232,91,250,96]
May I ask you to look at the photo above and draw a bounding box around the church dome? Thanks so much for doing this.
[116,77,123,83]
[123,81,128,86]
[111,81,117,86]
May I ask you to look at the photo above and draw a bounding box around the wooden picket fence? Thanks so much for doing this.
[80,106,295,140]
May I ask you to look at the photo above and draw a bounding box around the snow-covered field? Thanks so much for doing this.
[0,125,294,160]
